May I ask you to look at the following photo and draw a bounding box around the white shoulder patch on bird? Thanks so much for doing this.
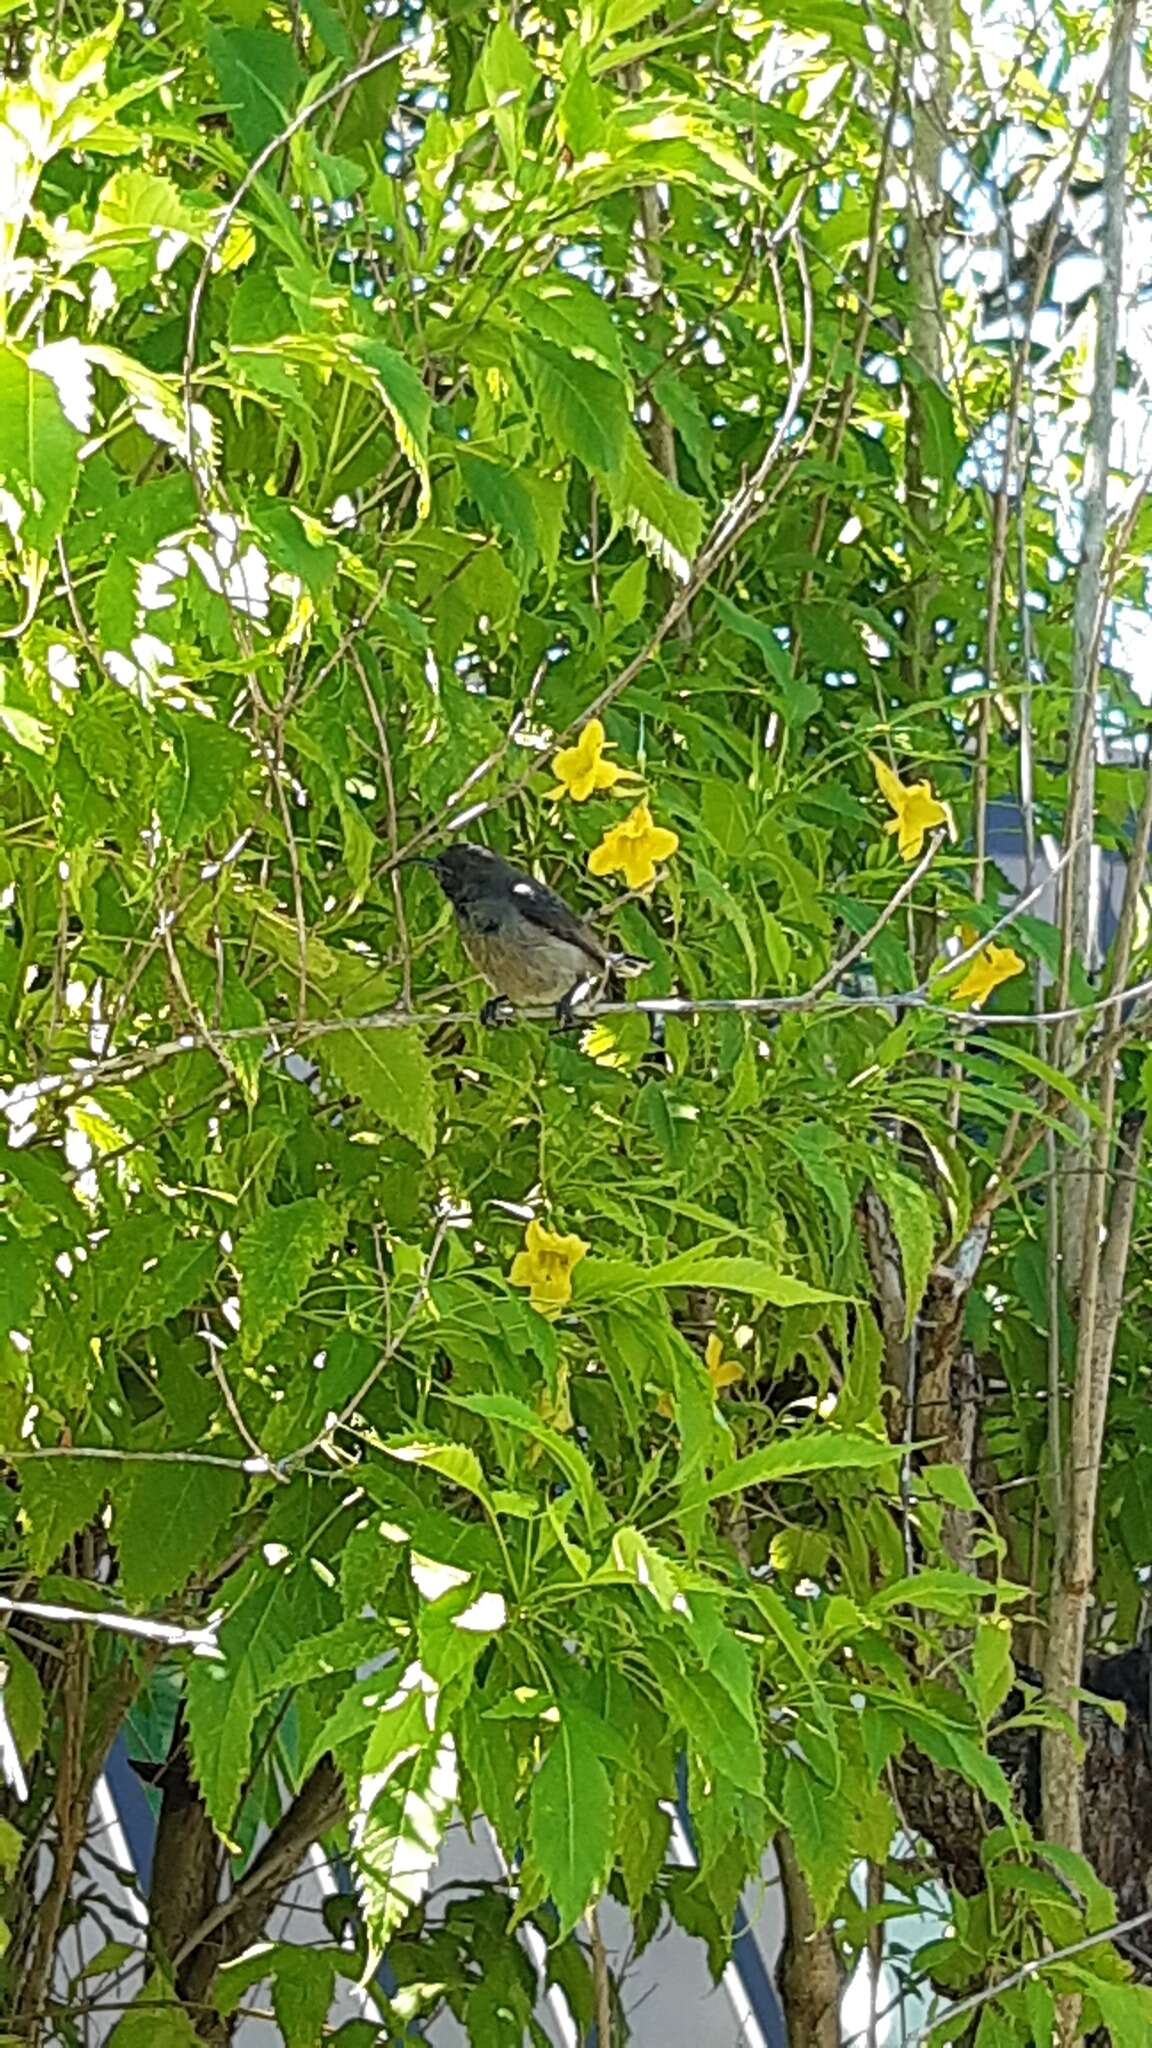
[512,880,535,897]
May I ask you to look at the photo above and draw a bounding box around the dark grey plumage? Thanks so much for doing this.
[424,842,649,1024]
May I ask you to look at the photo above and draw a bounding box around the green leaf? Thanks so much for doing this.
[343,339,431,515]
[300,0,353,58]
[0,1233,43,1333]
[234,1198,345,1359]
[452,1392,608,1534]
[922,1464,981,1514]
[651,1653,764,1797]
[972,1619,1014,1725]
[0,344,82,556]
[651,368,715,484]
[206,26,305,154]
[116,1461,243,1607]
[458,449,539,562]
[2,1642,44,1761]
[355,1705,452,1959]
[909,368,962,483]
[1019,1979,1056,2043]
[1039,1842,1115,1933]
[459,1695,520,1858]
[93,168,199,270]
[869,1163,936,1333]
[509,279,626,378]
[315,1025,436,1157]
[156,719,254,849]
[272,1946,338,2047]
[274,1618,389,1690]
[605,555,649,635]
[517,333,629,475]
[479,16,538,107]
[185,1573,299,1839]
[678,1430,897,1511]
[905,1710,1014,1818]
[872,1569,993,1620]
[601,429,705,579]
[184,1650,258,1846]
[968,1035,1094,1113]
[713,590,792,685]
[781,1756,856,1924]
[1076,1977,1152,2047]
[382,1436,489,1501]
[577,1250,846,1309]
[599,0,663,35]
[19,1460,113,1575]
[616,1775,671,1916]
[529,1714,613,1936]
[418,1579,505,1688]
[557,57,605,157]
[108,1998,203,2046]
[610,1525,681,1612]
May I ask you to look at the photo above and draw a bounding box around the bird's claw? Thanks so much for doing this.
[480,996,517,1028]
[554,977,597,1031]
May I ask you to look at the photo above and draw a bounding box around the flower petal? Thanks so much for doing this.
[869,751,905,811]
[588,828,623,876]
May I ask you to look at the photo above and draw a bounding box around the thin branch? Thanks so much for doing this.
[201,1326,282,1481]
[975,77,1107,901]
[907,1905,1152,2044]
[3,1446,292,1475]
[589,1906,614,2047]
[0,1594,221,1656]
[1061,1,1135,973]
[807,830,944,998]
[16,953,1152,1117]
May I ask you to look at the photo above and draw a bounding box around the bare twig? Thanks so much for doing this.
[0,1593,220,1653]
[975,78,1107,901]
[1061,5,1135,973]
[3,1445,300,1475]
[1042,742,1152,1857]
[202,1327,284,1481]
[807,831,944,999]
[907,1904,1152,2044]
[16,942,1152,1117]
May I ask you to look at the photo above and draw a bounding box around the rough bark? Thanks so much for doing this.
[132,1723,346,2042]
[897,1642,1152,1964]
[148,1713,227,2016]
[775,1831,843,2048]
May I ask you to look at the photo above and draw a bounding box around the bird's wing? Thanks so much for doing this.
[508,874,608,967]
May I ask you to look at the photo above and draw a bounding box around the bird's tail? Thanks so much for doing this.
[607,952,651,981]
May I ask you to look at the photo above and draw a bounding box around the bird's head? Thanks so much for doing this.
[410,841,505,907]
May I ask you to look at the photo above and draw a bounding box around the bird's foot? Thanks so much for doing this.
[480,995,517,1028]
[554,977,598,1031]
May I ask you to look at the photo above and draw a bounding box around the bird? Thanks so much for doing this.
[415,842,650,1026]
